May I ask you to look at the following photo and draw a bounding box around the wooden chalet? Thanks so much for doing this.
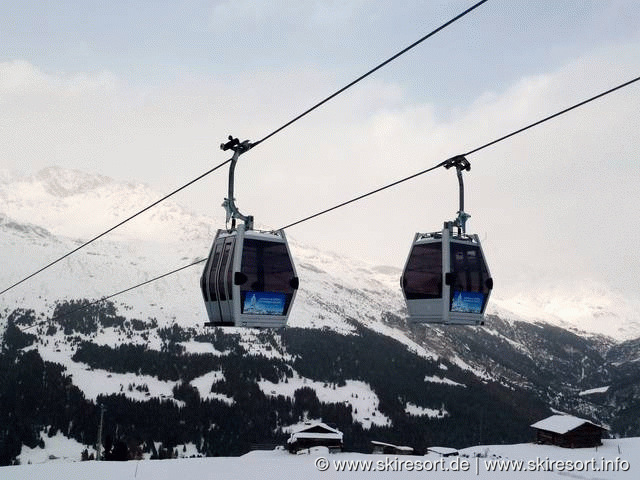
[531,414,607,448]
[287,422,343,453]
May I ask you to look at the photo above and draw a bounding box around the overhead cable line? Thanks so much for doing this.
[277,161,448,231]
[464,74,640,156]
[1,0,489,297]
[26,73,640,332]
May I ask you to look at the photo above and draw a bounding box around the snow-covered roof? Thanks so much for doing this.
[289,422,341,435]
[287,432,343,443]
[427,447,459,455]
[530,415,606,434]
[371,441,413,452]
[287,422,343,443]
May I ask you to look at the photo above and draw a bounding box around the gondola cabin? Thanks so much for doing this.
[401,222,492,325]
[201,224,298,328]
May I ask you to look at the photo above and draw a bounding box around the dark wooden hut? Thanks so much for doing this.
[531,414,607,448]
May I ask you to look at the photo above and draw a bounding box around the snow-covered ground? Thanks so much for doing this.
[37,346,182,404]
[424,375,466,388]
[489,282,640,341]
[404,402,447,419]
[4,438,637,479]
[189,370,234,405]
[579,386,610,397]
[16,430,94,465]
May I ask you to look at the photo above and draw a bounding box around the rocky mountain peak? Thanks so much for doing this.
[34,166,114,198]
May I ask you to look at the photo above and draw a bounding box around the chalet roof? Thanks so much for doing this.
[427,447,459,455]
[371,441,413,452]
[287,422,343,443]
[290,422,342,435]
[530,415,606,434]
[287,431,343,443]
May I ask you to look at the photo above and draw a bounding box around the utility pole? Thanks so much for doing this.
[96,404,106,460]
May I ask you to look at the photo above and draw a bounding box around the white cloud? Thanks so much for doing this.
[1,39,639,303]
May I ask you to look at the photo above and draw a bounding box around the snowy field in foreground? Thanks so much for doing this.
[2,438,637,480]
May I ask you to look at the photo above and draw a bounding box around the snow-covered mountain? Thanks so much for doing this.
[2,166,640,340]
[491,284,640,341]
[0,167,456,347]
[2,166,640,465]
[0,166,213,243]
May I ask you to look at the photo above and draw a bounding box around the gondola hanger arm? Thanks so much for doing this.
[443,155,471,234]
[221,136,254,230]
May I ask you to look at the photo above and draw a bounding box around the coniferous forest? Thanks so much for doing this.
[1,299,638,466]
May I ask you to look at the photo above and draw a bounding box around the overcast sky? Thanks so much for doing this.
[1,0,639,301]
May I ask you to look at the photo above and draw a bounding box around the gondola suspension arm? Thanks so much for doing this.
[221,136,255,230]
[444,155,471,235]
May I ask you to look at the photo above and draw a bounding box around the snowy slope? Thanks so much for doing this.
[490,284,640,341]
[258,374,392,429]
[2,166,640,423]
[0,168,432,426]
[3,167,640,475]
[3,438,637,479]
[0,167,406,334]
[0,166,213,243]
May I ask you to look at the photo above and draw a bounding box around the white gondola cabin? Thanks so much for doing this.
[201,225,298,328]
[401,222,492,325]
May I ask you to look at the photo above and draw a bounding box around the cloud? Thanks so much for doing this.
[1,41,639,302]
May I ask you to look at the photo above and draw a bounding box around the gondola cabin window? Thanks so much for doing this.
[403,242,442,299]
[206,242,224,302]
[239,239,296,316]
[217,238,234,301]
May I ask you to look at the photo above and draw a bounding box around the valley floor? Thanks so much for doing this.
[2,438,637,479]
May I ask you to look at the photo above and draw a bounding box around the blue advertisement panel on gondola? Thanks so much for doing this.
[450,291,485,314]
[243,291,287,315]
